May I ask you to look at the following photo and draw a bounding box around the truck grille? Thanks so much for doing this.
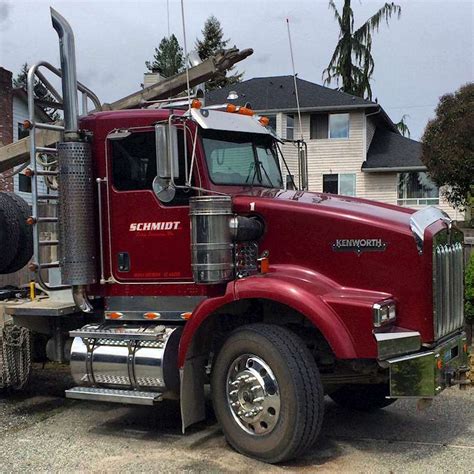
[433,241,464,340]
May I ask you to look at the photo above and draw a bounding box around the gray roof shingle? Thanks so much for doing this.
[205,75,375,111]
[363,128,425,171]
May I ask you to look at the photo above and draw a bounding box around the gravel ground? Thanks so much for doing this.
[0,363,473,473]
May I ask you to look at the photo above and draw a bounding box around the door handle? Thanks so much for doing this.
[118,252,130,272]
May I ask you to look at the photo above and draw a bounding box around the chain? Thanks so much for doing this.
[0,325,32,390]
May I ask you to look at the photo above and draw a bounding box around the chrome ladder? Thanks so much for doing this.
[26,61,101,291]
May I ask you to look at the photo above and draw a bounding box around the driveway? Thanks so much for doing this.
[0,364,472,473]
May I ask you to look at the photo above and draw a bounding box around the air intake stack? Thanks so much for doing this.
[51,9,97,311]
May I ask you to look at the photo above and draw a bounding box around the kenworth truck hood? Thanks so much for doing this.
[232,189,443,342]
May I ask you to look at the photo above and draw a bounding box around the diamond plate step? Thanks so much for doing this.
[65,386,163,405]
[70,324,166,342]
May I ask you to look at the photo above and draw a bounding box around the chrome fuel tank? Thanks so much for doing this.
[70,324,181,394]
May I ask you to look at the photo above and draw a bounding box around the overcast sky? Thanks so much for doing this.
[0,0,472,139]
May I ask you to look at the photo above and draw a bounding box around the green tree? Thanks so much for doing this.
[421,83,474,211]
[323,1,401,100]
[146,34,184,78]
[195,15,242,90]
[13,63,60,121]
[395,114,410,137]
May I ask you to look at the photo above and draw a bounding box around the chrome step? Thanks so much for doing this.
[70,324,167,342]
[65,387,163,405]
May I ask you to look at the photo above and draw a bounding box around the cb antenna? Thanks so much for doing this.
[180,0,192,111]
[286,18,303,141]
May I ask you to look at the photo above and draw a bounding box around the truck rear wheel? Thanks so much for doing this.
[329,383,396,412]
[211,323,324,463]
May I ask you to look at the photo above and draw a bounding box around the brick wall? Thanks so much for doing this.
[0,67,13,191]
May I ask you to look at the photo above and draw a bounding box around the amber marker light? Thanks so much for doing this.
[144,312,160,320]
[463,343,468,353]
[26,217,36,225]
[181,312,193,320]
[191,99,202,109]
[238,107,254,116]
[23,119,32,130]
[226,103,237,113]
[259,116,270,126]
[107,312,123,320]
[259,257,270,274]
[436,359,443,370]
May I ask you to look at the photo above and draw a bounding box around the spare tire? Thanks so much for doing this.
[0,192,21,273]
[2,193,33,274]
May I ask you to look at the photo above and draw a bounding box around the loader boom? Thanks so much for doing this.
[0,47,252,173]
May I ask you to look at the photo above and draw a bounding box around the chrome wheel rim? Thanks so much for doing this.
[226,354,281,436]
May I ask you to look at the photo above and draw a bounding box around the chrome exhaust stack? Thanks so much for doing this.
[51,8,97,311]
[51,8,79,141]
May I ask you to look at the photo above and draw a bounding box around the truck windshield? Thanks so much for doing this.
[202,129,283,188]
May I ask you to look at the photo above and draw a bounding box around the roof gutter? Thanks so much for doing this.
[362,165,427,173]
[252,103,379,114]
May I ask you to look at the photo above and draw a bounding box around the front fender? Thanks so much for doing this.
[178,265,377,366]
[233,267,358,359]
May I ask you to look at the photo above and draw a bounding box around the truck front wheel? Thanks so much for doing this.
[329,383,396,412]
[211,323,324,463]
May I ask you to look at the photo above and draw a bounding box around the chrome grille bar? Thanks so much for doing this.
[434,241,464,339]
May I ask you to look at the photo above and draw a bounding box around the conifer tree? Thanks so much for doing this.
[146,34,184,78]
[196,15,242,90]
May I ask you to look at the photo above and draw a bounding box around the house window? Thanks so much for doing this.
[286,114,294,140]
[18,174,32,193]
[18,122,29,140]
[310,113,350,139]
[323,173,356,196]
[397,172,439,206]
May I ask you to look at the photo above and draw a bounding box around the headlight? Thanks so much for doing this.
[373,300,397,327]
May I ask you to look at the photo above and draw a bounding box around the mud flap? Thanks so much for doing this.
[180,354,207,433]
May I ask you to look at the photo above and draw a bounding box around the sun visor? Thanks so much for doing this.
[190,108,271,135]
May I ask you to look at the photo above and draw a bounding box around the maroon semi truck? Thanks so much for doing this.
[0,9,468,463]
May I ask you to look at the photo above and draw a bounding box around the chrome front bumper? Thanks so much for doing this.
[383,332,469,398]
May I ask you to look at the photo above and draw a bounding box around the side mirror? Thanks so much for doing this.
[154,124,179,202]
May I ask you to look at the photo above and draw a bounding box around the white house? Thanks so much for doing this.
[0,67,51,204]
[207,76,462,220]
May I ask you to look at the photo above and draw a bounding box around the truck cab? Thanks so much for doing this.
[0,9,468,465]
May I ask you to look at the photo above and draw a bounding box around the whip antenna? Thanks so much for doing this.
[286,18,303,141]
[180,0,192,111]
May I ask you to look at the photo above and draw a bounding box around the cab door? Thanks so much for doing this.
[106,127,194,282]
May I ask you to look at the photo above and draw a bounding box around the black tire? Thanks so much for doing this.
[2,193,33,274]
[329,383,396,412]
[211,323,324,463]
[0,193,20,273]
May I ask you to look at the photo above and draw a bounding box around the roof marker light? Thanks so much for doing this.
[191,99,202,109]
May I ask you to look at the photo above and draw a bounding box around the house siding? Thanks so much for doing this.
[274,110,461,220]
[281,111,365,192]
